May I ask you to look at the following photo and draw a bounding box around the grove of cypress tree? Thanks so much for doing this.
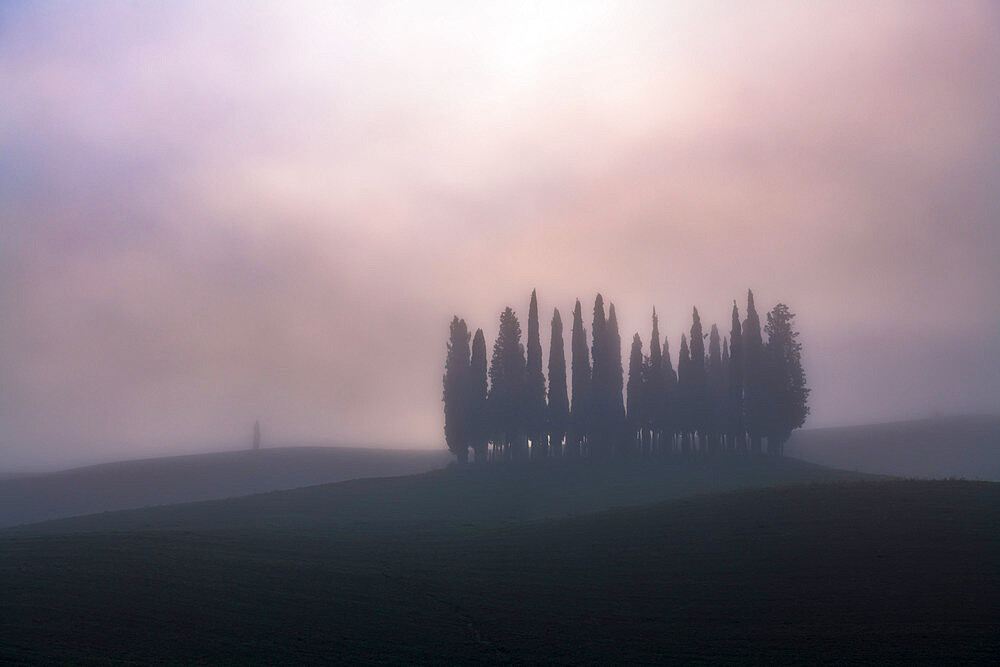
[443,316,471,463]
[567,299,591,457]
[743,290,765,453]
[525,290,548,459]
[469,328,489,463]
[547,308,569,458]
[763,304,810,455]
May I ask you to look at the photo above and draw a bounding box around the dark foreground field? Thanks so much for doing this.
[1,461,998,664]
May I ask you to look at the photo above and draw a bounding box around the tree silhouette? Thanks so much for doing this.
[626,332,644,455]
[607,303,627,457]
[662,334,677,454]
[742,290,765,453]
[590,294,609,457]
[443,316,471,463]
[644,310,665,456]
[721,336,730,451]
[489,308,526,460]
[677,333,691,453]
[689,307,707,452]
[547,308,569,458]
[469,328,489,463]
[525,290,548,459]
[567,299,591,458]
[728,301,745,452]
[764,304,810,455]
[708,323,725,454]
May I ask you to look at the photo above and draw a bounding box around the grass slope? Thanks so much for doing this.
[16,456,871,534]
[0,446,451,528]
[1,478,997,664]
[787,414,1000,481]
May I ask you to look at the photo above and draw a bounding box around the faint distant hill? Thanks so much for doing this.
[787,415,1000,481]
[0,446,450,528]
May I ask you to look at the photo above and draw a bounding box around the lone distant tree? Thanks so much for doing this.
[253,420,261,450]
[525,290,548,459]
[743,290,765,453]
[469,328,489,463]
[547,308,569,458]
[763,304,810,455]
[567,300,591,457]
[443,316,472,463]
[626,332,644,455]
[489,307,526,460]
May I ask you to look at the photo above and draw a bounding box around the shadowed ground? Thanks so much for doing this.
[1,460,998,664]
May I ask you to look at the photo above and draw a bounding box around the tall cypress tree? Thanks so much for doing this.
[547,308,569,458]
[677,333,691,453]
[488,307,526,460]
[443,316,471,463]
[721,336,730,451]
[728,301,745,451]
[645,310,665,456]
[607,304,626,457]
[590,294,608,457]
[707,324,725,454]
[743,290,765,453]
[689,307,707,451]
[763,304,810,455]
[626,332,644,456]
[662,335,677,454]
[469,328,489,463]
[567,300,591,457]
[525,290,548,459]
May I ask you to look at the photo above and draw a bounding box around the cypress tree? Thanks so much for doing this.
[708,324,725,454]
[443,316,471,463]
[721,336,730,451]
[469,328,489,463]
[677,333,691,453]
[645,310,664,456]
[547,308,569,458]
[743,290,765,453]
[689,308,707,451]
[763,304,810,455]
[662,335,677,454]
[728,301,745,451]
[567,300,591,457]
[590,294,608,457]
[626,332,644,456]
[607,304,626,457]
[525,290,548,459]
[488,307,526,460]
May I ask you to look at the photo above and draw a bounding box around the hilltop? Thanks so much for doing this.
[787,414,1000,481]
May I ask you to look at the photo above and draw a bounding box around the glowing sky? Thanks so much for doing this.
[2,2,999,468]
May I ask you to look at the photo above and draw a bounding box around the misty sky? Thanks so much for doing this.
[2,2,999,470]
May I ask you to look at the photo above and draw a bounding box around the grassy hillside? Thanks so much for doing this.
[0,446,451,528]
[2,478,997,664]
[16,456,872,534]
[787,414,1000,481]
